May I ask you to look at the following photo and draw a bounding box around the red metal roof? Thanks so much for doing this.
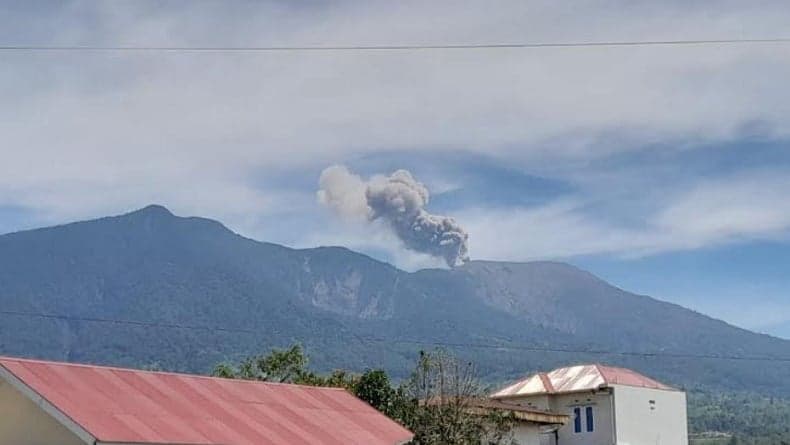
[491,363,675,398]
[0,356,413,445]
[596,364,672,390]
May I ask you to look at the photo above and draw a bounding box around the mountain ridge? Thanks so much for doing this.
[1,205,788,395]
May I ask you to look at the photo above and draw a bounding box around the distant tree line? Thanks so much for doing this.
[688,390,790,445]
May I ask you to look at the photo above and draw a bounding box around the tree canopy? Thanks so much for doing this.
[213,345,516,445]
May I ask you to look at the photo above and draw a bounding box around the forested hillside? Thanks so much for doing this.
[1,205,789,398]
[689,391,790,444]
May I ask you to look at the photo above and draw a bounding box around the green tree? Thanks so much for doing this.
[212,344,318,383]
[213,345,517,445]
[356,370,395,411]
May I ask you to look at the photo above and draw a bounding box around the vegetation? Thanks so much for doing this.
[688,390,790,445]
[5,207,790,443]
[407,350,517,444]
[214,345,517,445]
[215,345,790,445]
[4,205,790,401]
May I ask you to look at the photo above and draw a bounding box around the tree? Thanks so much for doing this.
[213,345,517,445]
[404,350,516,445]
[355,369,395,412]
[212,344,317,383]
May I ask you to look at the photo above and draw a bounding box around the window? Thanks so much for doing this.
[572,405,594,434]
[585,406,594,432]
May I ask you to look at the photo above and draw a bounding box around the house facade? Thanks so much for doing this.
[463,399,568,445]
[0,356,413,445]
[490,364,688,445]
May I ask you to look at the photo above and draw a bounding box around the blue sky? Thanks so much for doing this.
[1,1,789,338]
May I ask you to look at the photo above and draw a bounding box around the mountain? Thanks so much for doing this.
[761,321,790,340]
[775,323,790,340]
[1,205,789,396]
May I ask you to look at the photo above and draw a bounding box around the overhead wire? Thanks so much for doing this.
[1,38,790,53]
[2,308,789,363]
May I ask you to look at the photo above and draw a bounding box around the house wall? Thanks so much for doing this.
[511,424,542,445]
[611,385,688,445]
[539,431,557,445]
[514,394,552,411]
[0,378,86,445]
[551,391,615,445]
[501,391,615,445]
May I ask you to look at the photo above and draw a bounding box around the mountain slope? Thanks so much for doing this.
[0,205,788,395]
[762,320,790,340]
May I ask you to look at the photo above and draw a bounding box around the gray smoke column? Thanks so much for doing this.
[317,165,470,267]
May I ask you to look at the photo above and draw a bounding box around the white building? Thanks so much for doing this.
[490,364,688,445]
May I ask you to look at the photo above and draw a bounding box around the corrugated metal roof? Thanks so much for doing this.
[420,397,569,426]
[465,399,569,425]
[0,356,413,445]
[490,364,675,398]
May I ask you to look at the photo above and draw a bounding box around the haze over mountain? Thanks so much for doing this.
[1,205,789,395]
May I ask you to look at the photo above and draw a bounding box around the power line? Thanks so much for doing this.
[3,308,789,363]
[1,38,790,53]
[361,336,790,363]
[0,309,257,334]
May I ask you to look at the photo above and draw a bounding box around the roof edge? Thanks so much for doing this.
[465,406,568,425]
[0,355,348,392]
[0,362,96,444]
[607,383,683,393]
[492,386,610,400]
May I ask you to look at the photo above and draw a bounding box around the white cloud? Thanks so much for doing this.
[456,170,790,262]
[656,172,790,247]
[458,200,652,261]
[2,1,790,263]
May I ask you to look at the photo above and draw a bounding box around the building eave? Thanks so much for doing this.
[491,385,612,400]
[0,362,96,445]
[464,406,568,425]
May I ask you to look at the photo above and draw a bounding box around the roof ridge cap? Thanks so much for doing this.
[538,372,556,393]
[592,363,609,385]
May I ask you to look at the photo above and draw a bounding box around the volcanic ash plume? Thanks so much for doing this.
[317,165,470,267]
